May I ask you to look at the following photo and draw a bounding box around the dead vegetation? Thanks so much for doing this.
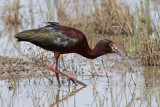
[57,0,134,35]
[2,0,22,26]
[133,0,160,66]
[92,0,134,35]
[0,55,51,79]
[139,35,160,66]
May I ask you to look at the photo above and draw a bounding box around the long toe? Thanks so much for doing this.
[68,76,77,86]
[68,75,87,86]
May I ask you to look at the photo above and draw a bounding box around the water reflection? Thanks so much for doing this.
[50,86,86,107]
[0,0,160,56]
[0,70,159,107]
[0,78,87,107]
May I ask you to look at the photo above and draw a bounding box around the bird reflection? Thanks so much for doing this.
[50,86,86,107]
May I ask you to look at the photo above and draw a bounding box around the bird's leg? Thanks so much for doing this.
[49,58,87,86]
[48,58,60,86]
[55,58,60,86]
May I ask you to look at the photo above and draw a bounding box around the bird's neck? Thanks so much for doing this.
[79,42,106,59]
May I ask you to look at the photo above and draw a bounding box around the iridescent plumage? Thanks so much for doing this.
[15,22,133,86]
[15,22,83,52]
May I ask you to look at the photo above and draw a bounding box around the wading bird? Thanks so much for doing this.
[15,22,133,86]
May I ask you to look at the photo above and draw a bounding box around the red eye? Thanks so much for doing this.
[110,43,114,47]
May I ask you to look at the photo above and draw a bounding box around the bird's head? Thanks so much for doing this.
[99,39,115,53]
[101,39,125,55]
[101,39,133,70]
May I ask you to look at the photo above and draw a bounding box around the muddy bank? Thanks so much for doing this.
[0,56,53,79]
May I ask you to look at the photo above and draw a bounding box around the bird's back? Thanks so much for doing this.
[15,22,87,53]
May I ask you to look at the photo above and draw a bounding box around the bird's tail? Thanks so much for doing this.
[15,29,39,42]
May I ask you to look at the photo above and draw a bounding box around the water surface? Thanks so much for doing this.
[0,0,160,107]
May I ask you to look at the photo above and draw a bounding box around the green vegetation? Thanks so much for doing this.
[130,0,160,65]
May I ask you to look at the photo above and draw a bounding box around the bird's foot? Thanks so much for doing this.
[68,75,77,86]
[67,75,87,86]
[49,63,87,86]
[49,66,87,86]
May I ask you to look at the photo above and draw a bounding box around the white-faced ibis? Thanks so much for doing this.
[15,22,133,86]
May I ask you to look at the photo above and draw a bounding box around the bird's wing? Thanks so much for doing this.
[15,23,82,51]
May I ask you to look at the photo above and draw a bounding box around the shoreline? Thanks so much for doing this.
[0,56,53,79]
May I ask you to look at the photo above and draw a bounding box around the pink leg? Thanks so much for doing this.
[48,58,60,86]
[48,58,87,86]
[55,59,61,86]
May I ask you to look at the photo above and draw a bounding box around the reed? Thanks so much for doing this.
[56,0,134,35]
[129,0,160,65]
[92,0,134,35]
[2,0,21,25]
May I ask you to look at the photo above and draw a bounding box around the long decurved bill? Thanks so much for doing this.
[112,46,134,72]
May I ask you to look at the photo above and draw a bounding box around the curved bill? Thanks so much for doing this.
[112,46,134,72]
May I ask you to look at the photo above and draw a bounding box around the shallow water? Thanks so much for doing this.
[0,53,160,107]
[0,67,159,107]
[0,0,160,107]
[0,0,160,56]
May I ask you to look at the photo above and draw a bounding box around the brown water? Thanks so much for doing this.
[0,0,160,107]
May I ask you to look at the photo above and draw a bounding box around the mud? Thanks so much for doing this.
[0,56,52,79]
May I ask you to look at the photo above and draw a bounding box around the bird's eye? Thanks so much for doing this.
[110,43,114,47]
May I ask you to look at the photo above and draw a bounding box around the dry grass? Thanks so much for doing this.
[0,55,50,79]
[2,0,21,26]
[92,0,134,35]
[139,35,160,66]
[130,0,160,66]
[57,0,134,35]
